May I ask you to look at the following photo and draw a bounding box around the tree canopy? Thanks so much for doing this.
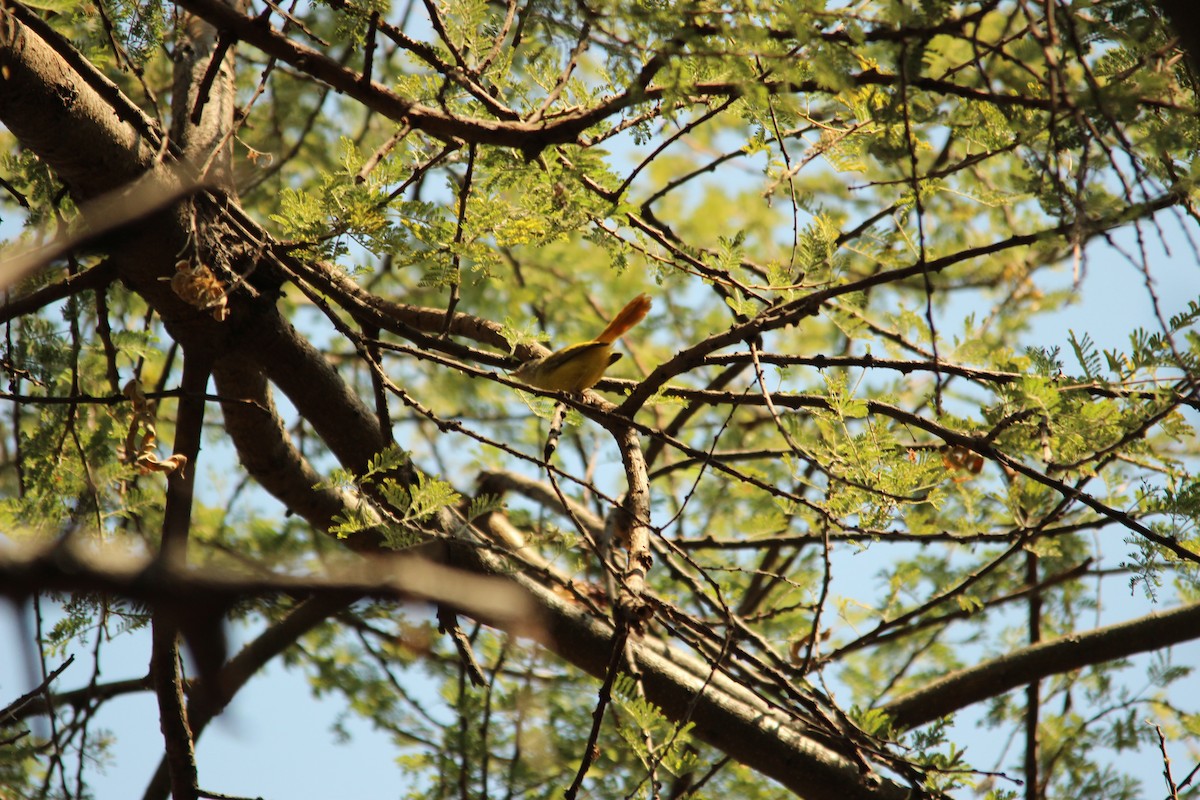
[1,1,1199,798]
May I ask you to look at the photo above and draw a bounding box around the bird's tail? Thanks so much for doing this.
[594,294,652,343]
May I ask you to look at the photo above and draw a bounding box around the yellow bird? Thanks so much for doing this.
[512,294,652,393]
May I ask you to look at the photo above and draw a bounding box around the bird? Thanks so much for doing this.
[512,294,652,393]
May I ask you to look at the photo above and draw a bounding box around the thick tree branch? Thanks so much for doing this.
[146,15,237,789]
[0,540,541,633]
[608,422,653,622]
[0,1,159,195]
[141,594,358,800]
[172,0,662,154]
[883,600,1200,731]
[149,615,197,800]
[238,296,388,474]
[1156,1,1200,78]
[0,261,116,323]
[0,532,915,799]
[0,3,230,354]
[150,353,212,800]
[501,566,913,800]
[210,356,365,539]
[171,1,241,187]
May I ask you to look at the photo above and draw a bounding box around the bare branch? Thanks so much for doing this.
[884,601,1200,731]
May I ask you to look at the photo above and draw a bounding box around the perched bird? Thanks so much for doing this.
[512,294,652,393]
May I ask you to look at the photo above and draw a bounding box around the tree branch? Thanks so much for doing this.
[1156,1,1200,78]
[883,601,1200,731]
[0,261,116,324]
[0,540,541,634]
[141,594,358,800]
[150,352,212,800]
[172,0,656,154]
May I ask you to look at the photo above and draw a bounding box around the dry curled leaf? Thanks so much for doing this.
[135,451,189,477]
[170,259,229,321]
[942,445,984,482]
[123,378,148,412]
[120,378,187,477]
[789,627,832,662]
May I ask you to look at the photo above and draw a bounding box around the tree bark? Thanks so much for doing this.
[883,600,1200,731]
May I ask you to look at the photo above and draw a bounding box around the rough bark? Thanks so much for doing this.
[1157,0,1200,78]
[883,600,1200,731]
